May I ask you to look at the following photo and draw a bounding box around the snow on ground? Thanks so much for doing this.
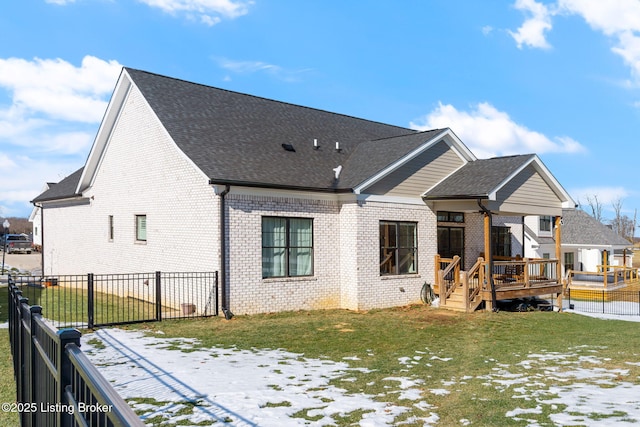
[82,329,438,426]
[83,317,640,426]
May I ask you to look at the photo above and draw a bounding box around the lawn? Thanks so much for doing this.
[4,301,640,425]
[105,305,640,426]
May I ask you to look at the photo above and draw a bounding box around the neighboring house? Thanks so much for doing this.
[32,68,575,315]
[524,209,633,276]
[29,182,54,250]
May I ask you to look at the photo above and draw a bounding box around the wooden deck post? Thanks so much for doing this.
[483,212,496,311]
[555,216,563,311]
[462,271,469,312]
[434,254,440,289]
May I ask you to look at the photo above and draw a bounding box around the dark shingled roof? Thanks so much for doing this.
[424,154,535,199]
[32,167,84,203]
[562,209,631,247]
[125,68,421,191]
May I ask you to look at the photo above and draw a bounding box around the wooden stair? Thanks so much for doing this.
[440,284,483,312]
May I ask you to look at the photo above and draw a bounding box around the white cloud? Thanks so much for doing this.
[571,186,630,209]
[214,57,312,82]
[510,0,640,83]
[0,56,122,123]
[410,102,586,159]
[138,0,252,25]
[0,55,121,217]
[509,0,554,49]
[45,0,76,4]
[558,0,640,82]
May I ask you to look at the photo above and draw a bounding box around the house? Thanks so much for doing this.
[32,68,575,315]
[525,209,634,284]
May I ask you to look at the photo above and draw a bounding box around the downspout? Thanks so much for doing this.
[39,204,44,277]
[218,185,233,320]
[477,199,497,311]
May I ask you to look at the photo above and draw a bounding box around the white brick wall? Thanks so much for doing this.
[42,85,220,277]
[224,195,436,314]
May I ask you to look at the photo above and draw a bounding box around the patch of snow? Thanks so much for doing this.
[83,329,436,426]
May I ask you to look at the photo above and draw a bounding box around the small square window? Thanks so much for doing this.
[539,216,552,232]
[136,215,147,242]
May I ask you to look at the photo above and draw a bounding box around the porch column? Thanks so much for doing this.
[483,212,493,311]
[555,215,563,310]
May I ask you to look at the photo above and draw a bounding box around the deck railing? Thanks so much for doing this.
[434,255,461,304]
[435,255,561,309]
[568,266,639,289]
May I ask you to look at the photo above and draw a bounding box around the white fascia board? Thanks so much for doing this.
[213,185,356,203]
[562,244,617,249]
[356,194,427,206]
[353,128,475,195]
[76,69,132,194]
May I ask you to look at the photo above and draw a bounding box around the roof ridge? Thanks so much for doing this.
[124,67,413,133]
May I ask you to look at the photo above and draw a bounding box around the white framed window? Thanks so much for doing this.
[135,215,147,242]
[539,216,552,232]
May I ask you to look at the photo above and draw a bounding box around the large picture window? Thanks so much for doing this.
[380,221,417,275]
[262,217,313,278]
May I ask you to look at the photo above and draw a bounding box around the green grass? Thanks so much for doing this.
[0,331,19,427]
[0,285,157,326]
[3,303,640,425]
[125,305,640,425]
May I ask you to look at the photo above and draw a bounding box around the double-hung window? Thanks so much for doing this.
[539,216,552,232]
[262,217,313,278]
[380,221,417,275]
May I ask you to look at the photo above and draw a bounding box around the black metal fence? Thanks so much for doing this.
[8,279,145,427]
[566,288,640,316]
[10,271,218,328]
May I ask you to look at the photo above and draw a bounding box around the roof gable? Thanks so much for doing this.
[423,154,575,215]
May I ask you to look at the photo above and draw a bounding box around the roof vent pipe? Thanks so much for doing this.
[313,139,319,150]
[333,165,343,179]
[335,141,341,152]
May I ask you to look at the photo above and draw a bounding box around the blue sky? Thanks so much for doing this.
[1,1,640,224]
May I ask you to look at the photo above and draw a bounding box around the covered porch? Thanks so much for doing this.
[423,154,575,312]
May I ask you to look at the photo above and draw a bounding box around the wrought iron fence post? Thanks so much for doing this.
[155,271,162,322]
[216,271,219,317]
[602,290,605,314]
[29,306,43,427]
[57,328,81,427]
[87,273,94,329]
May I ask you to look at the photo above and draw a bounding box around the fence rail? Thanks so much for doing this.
[566,288,640,316]
[8,278,144,427]
[10,271,218,328]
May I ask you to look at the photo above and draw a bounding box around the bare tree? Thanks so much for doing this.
[610,199,636,242]
[585,194,603,222]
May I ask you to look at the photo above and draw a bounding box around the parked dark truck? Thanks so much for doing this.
[2,234,32,254]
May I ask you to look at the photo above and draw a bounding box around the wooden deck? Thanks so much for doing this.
[435,255,563,312]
